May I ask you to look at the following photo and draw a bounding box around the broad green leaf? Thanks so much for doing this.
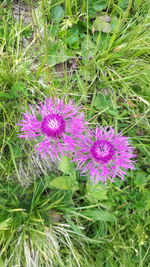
[93,1,108,11]
[48,41,59,54]
[143,189,150,201]
[93,94,112,110]
[48,53,69,66]
[102,22,112,33]
[96,32,111,51]
[81,209,116,222]
[81,35,96,63]
[81,35,95,53]
[49,176,71,190]
[51,5,65,23]
[100,15,111,23]
[111,16,119,32]
[93,17,103,32]
[47,45,73,66]
[134,171,149,185]
[67,26,79,49]
[44,175,54,186]
[86,182,108,203]
[49,176,78,190]
[79,64,96,81]
[58,156,75,175]
[93,17,112,33]
[49,24,59,37]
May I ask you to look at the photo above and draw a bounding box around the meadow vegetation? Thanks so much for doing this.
[0,0,150,266]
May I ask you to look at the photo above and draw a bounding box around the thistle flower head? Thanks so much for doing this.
[18,98,86,160]
[73,127,136,183]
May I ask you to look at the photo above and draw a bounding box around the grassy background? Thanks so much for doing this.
[0,0,150,266]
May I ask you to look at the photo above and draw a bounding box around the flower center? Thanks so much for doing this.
[91,140,115,163]
[41,113,65,138]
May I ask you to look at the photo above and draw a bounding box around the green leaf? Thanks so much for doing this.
[50,157,78,190]
[58,156,75,175]
[81,35,96,63]
[81,209,116,222]
[93,94,112,110]
[86,182,108,203]
[134,171,149,185]
[49,176,71,190]
[92,0,108,11]
[111,16,119,32]
[102,22,112,33]
[93,17,112,33]
[96,32,111,51]
[49,24,59,37]
[47,41,73,66]
[100,15,111,23]
[93,17,103,32]
[49,176,78,190]
[48,51,72,66]
[67,26,79,49]
[51,5,65,23]
[79,64,96,81]
[44,175,54,186]
[48,41,59,54]
[10,82,28,98]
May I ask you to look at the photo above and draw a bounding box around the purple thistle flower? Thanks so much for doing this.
[73,127,136,183]
[18,98,86,160]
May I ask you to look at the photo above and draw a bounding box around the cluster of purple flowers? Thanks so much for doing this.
[18,98,136,183]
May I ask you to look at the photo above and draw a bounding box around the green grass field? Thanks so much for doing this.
[0,0,150,266]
